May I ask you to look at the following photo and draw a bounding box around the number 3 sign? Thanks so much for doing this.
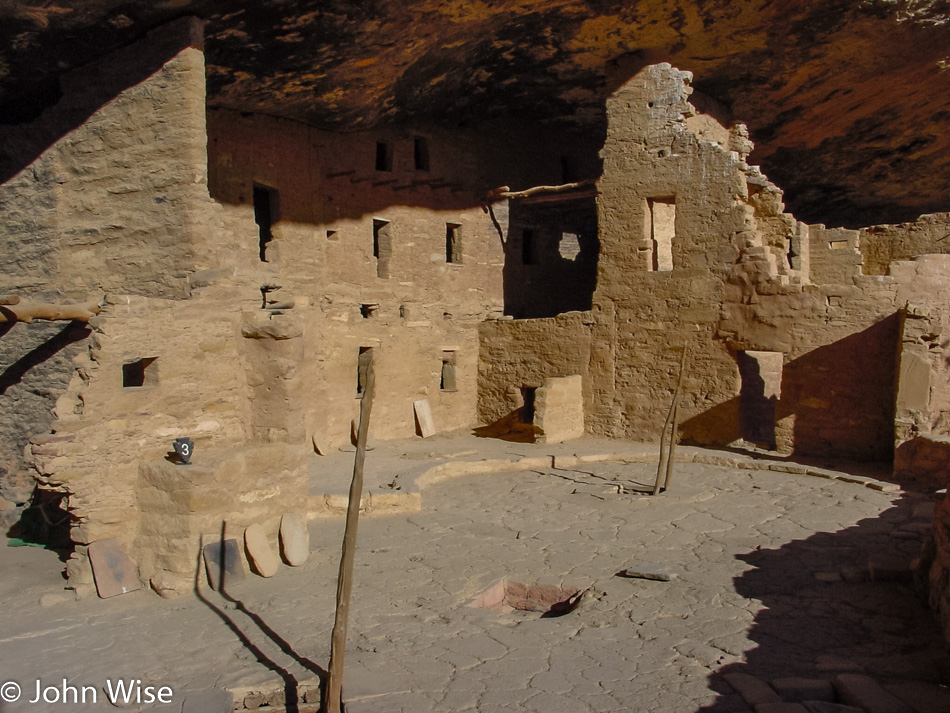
[173,437,194,464]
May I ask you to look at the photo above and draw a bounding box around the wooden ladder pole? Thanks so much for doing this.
[653,345,689,495]
[326,358,376,713]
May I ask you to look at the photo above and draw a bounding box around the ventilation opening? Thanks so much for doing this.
[360,303,379,319]
[414,137,430,171]
[558,232,582,261]
[373,219,392,278]
[122,357,158,389]
[375,141,393,172]
[441,351,457,391]
[468,580,585,618]
[357,347,374,395]
[520,386,537,424]
[445,223,462,264]
[737,350,783,450]
[253,185,278,262]
[521,229,536,266]
[327,230,338,241]
[560,155,578,183]
[646,197,675,271]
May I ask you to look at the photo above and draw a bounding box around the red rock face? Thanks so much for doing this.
[0,0,948,227]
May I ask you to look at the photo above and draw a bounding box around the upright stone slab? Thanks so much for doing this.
[534,375,585,443]
[280,513,309,566]
[244,524,279,578]
[202,538,246,590]
[413,399,436,437]
[88,538,141,598]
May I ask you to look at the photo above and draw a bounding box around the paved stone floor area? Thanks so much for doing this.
[1,442,949,712]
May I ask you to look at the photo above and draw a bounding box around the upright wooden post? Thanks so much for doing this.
[653,345,689,495]
[327,358,376,713]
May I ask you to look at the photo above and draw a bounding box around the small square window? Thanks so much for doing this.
[122,357,158,389]
[360,303,379,319]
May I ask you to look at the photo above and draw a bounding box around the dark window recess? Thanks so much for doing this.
[326,230,338,241]
[445,223,462,264]
[521,229,536,265]
[357,347,374,395]
[375,141,393,172]
[373,219,392,278]
[440,351,457,391]
[560,156,578,184]
[122,357,158,389]
[520,386,537,424]
[360,303,379,319]
[414,137,430,171]
[253,185,278,262]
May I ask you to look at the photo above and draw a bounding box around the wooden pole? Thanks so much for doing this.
[0,299,100,323]
[664,401,681,491]
[485,179,597,201]
[327,358,376,713]
[653,345,689,495]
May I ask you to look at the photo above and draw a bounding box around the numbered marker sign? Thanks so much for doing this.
[173,437,194,464]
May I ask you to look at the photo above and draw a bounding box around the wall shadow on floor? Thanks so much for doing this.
[195,529,326,712]
[694,492,948,712]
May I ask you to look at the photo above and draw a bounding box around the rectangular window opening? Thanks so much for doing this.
[646,197,675,271]
[373,219,392,278]
[360,303,379,319]
[521,228,536,266]
[375,140,393,172]
[326,230,338,241]
[357,347,374,395]
[440,351,457,392]
[445,223,462,264]
[414,137,430,171]
[253,185,279,262]
[122,357,158,389]
[520,386,537,424]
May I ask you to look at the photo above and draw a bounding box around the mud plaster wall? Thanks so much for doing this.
[861,214,950,276]
[205,110,595,448]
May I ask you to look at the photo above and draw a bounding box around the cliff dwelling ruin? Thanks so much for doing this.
[2,2,950,712]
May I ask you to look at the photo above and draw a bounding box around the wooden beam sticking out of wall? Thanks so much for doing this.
[485,179,597,202]
[0,299,101,324]
[0,295,20,305]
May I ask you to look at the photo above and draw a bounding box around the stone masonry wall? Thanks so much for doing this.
[0,18,211,526]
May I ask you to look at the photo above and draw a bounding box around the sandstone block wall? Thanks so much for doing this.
[535,375,585,443]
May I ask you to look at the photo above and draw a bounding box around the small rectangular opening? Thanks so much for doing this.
[646,197,675,271]
[560,156,577,184]
[357,347,374,395]
[253,185,279,262]
[829,240,849,250]
[375,141,393,172]
[445,223,462,264]
[440,351,457,391]
[521,229,536,266]
[360,303,379,319]
[122,357,158,389]
[520,386,537,424]
[414,137,430,171]
[326,230,338,241]
[373,219,392,278]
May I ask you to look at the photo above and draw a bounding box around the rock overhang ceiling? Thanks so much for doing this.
[0,0,948,228]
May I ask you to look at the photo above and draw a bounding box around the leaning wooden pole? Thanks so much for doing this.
[327,359,376,713]
[653,345,689,495]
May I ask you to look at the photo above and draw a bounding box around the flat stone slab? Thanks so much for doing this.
[803,703,865,713]
[413,399,436,437]
[772,678,835,703]
[619,563,679,581]
[724,673,782,705]
[87,538,141,599]
[280,512,309,566]
[202,538,246,590]
[834,674,914,713]
[181,688,233,713]
[244,523,279,578]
